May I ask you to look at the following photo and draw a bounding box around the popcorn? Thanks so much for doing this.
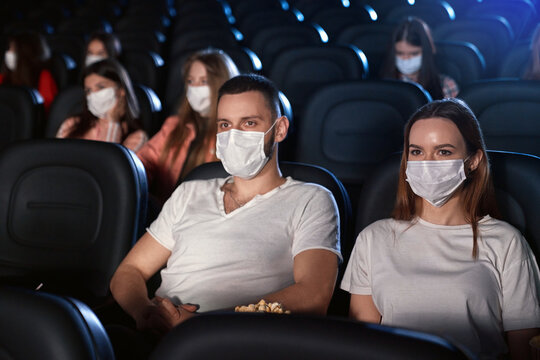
[235,299,291,314]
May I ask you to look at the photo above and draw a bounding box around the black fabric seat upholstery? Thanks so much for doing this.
[0,85,44,147]
[0,286,114,360]
[0,139,148,305]
[150,313,476,360]
[355,151,540,259]
[458,79,540,156]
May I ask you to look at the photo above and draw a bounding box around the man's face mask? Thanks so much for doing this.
[216,120,278,179]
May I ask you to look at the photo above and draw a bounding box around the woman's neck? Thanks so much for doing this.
[417,195,468,225]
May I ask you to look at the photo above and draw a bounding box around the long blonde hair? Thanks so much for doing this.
[160,48,239,177]
[392,98,500,258]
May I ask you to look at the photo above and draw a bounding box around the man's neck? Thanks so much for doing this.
[231,152,285,199]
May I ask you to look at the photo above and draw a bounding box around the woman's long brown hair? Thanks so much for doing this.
[392,98,500,258]
[160,48,239,178]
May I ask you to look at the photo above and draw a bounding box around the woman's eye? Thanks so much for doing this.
[439,149,452,156]
[409,149,421,156]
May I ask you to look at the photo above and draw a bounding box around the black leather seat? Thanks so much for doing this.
[355,151,540,259]
[0,85,44,147]
[46,83,163,137]
[121,50,165,99]
[458,79,540,156]
[150,313,476,360]
[498,40,530,78]
[0,286,114,360]
[268,44,368,122]
[296,80,431,188]
[0,139,148,306]
[383,0,456,28]
[434,40,486,90]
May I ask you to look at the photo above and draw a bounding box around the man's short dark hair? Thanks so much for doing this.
[218,74,281,119]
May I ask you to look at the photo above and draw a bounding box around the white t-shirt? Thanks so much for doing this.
[149,176,341,312]
[341,216,540,359]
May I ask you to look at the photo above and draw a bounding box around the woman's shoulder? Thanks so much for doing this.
[56,116,81,137]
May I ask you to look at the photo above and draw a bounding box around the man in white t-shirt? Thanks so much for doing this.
[110,74,341,336]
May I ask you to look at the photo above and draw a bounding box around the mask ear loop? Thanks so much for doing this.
[264,119,278,135]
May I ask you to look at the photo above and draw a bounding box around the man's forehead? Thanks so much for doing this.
[218,91,271,118]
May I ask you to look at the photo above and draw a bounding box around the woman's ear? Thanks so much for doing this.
[468,149,483,172]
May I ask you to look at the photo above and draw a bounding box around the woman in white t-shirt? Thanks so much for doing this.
[341,98,540,359]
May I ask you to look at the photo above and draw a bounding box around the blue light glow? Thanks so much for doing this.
[364,5,378,21]
[342,0,350,7]
[312,23,329,43]
[292,8,304,21]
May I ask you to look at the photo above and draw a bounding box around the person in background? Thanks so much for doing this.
[56,58,147,151]
[136,48,239,204]
[523,24,540,80]
[380,17,458,99]
[341,98,540,359]
[84,31,122,67]
[0,31,58,111]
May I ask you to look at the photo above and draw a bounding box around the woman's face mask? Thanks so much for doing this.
[86,87,117,119]
[396,55,422,75]
[4,50,17,71]
[186,85,211,116]
[405,159,467,207]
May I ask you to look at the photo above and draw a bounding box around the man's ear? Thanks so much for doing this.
[274,116,289,143]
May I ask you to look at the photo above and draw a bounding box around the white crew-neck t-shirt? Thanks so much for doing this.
[341,216,540,359]
[149,176,341,312]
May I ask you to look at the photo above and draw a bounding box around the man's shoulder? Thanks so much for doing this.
[283,177,335,199]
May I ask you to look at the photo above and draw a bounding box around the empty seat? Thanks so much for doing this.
[355,151,540,258]
[433,16,514,77]
[458,79,540,156]
[498,41,530,78]
[0,139,148,305]
[49,52,78,90]
[465,0,536,40]
[310,6,375,40]
[46,84,162,138]
[150,313,475,360]
[249,24,326,71]
[290,0,346,20]
[295,80,431,189]
[268,44,368,121]
[117,30,165,54]
[383,1,456,29]
[121,50,165,98]
[168,28,240,60]
[434,40,485,89]
[0,85,44,147]
[0,286,115,360]
[335,23,395,79]
[236,9,301,40]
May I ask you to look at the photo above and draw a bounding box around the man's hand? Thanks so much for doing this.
[147,297,199,334]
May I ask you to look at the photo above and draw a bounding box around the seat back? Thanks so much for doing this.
[269,44,368,121]
[310,7,374,40]
[122,50,165,98]
[296,80,431,186]
[433,17,514,77]
[383,1,456,29]
[458,79,540,156]
[0,139,148,303]
[355,151,540,258]
[434,40,486,89]
[46,84,162,137]
[0,287,114,360]
[49,52,78,90]
[0,85,44,147]
[150,313,475,360]
[498,41,530,78]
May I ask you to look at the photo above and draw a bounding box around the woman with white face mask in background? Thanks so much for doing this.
[136,48,239,205]
[380,17,458,100]
[56,58,147,151]
[341,98,540,359]
[84,31,122,67]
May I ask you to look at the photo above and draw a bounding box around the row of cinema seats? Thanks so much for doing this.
[0,286,475,360]
[0,138,538,359]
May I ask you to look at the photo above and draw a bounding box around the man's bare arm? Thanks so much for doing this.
[262,249,339,315]
[110,232,171,327]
